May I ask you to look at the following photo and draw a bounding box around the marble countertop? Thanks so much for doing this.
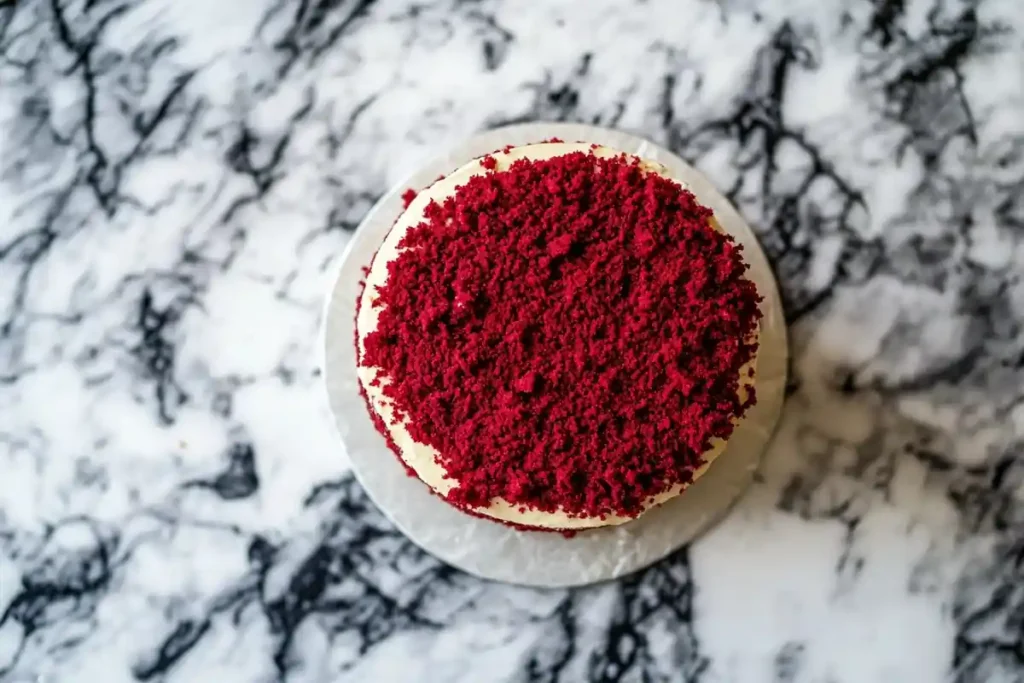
[2,0,1023,681]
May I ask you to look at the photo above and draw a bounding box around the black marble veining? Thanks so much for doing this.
[1,0,1023,680]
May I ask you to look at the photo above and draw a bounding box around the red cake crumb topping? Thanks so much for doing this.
[361,150,761,519]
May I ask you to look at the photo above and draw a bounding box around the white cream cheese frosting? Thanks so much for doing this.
[356,142,758,530]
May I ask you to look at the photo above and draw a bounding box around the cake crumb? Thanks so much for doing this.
[401,188,418,208]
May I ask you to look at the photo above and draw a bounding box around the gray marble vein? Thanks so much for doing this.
[1,0,1023,681]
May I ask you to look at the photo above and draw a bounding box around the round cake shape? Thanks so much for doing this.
[356,142,761,531]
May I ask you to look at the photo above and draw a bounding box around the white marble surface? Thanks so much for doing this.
[1,0,1023,681]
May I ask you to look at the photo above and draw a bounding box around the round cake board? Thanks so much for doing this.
[322,123,788,588]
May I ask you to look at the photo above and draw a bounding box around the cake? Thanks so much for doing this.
[356,141,762,531]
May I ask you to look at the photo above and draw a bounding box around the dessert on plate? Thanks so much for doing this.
[355,141,762,531]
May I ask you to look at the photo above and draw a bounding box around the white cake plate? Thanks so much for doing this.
[322,123,787,588]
